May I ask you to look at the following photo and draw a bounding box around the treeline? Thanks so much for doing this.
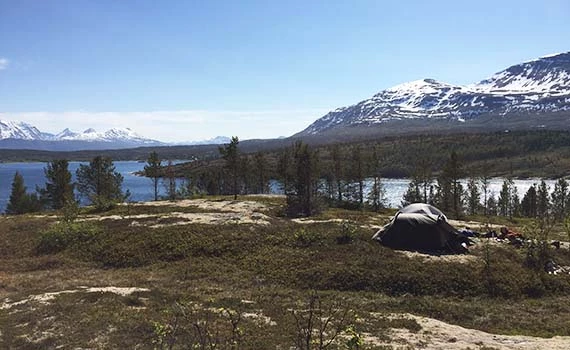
[4,130,570,178]
[171,134,570,219]
[7,130,570,220]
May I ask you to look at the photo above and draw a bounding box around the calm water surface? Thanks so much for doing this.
[0,161,186,212]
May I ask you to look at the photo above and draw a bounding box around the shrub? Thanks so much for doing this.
[336,220,357,245]
[36,221,101,255]
[293,227,323,247]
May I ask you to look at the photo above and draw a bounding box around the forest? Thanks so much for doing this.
[8,130,570,224]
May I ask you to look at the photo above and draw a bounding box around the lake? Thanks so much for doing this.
[0,161,188,212]
[0,161,559,212]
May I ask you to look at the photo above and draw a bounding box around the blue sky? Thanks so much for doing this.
[0,0,569,142]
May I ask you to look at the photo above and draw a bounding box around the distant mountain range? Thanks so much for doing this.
[0,120,231,151]
[296,52,570,138]
[171,136,232,146]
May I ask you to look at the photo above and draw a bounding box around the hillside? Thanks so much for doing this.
[2,196,570,348]
[296,52,570,138]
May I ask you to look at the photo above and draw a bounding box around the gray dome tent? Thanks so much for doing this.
[398,203,447,220]
[372,204,468,254]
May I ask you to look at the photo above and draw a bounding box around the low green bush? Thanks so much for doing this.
[292,227,323,247]
[36,221,101,255]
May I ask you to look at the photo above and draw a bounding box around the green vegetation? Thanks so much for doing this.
[5,171,42,215]
[38,159,75,210]
[144,151,162,201]
[2,196,570,348]
[4,131,570,346]
[76,156,124,211]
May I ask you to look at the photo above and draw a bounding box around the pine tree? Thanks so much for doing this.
[537,180,550,218]
[551,178,568,221]
[330,144,344,203]
[219,136,240,200]
[415,156,434,204]
[41,159,75,210]
[367,176,386,211]
[466,176,480,216]
[76,156,124,211]
[498,178,514,218]
[6,172,28,215]
[521,184,538,218]
[511,186,521,218]
[401,179,422,207]
[487,195,498,216]
[348,145,365,208]
[480,165,491,216]
[436,151,464,217]
[144,151,162,201]
[277,148,292,194]
[368,148,386,211]
[253,152,268,194]
[6,172,41,215]
[286,141,321,217]
[163,160,177,201]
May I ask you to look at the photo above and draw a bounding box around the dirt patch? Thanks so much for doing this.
[1,286,150,311]
[395,250,479,264]
[291,218,346,225]
[83,199,273,227]
[131,198,268,213]
[367,313,570,349]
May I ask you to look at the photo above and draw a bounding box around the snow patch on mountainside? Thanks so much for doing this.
[299,52,570,136]
[0,120,162,146]
[55,127,154,143]
[0,120,45,140]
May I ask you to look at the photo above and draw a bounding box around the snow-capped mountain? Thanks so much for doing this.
[0,121,164,150]
[0,120,44,140]
[173,136,232,146]
[52,127,158,144]
[297,52,570,137]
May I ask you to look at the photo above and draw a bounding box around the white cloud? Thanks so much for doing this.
[2,109,329,143]
[0,58,8,70]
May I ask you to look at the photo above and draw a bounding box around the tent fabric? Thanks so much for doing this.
[373,204,467,254]
[398,203,447,221]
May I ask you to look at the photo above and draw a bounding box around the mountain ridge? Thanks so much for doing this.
[0,120,234,151]
[296,52,570,137]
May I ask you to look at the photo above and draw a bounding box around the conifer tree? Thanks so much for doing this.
[163,160,177,201]
[436,151,464,217]
[76,156,124,211]
[521,184,538,218]
[6,172,27,215]
[276,148,292,195]
[466,176,480,216]
[537,180,550,218]
[487,195,498,216]
[480,170,491,216]
[498,178,514,218]
[330,144,344,203]
[551,178,568,221]
[286,141,321,217]
[368,148,386,211]
[6,172,41,214]
[348,145,365,208]
[144,151,162,201]
[41,159,75,210]
[401,180,422,207]
[253,152,268,194]
[219,136,240,200]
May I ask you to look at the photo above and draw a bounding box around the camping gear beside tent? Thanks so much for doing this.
[372,204,469,254]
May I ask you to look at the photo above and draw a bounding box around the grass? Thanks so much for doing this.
[2,198,570,348]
